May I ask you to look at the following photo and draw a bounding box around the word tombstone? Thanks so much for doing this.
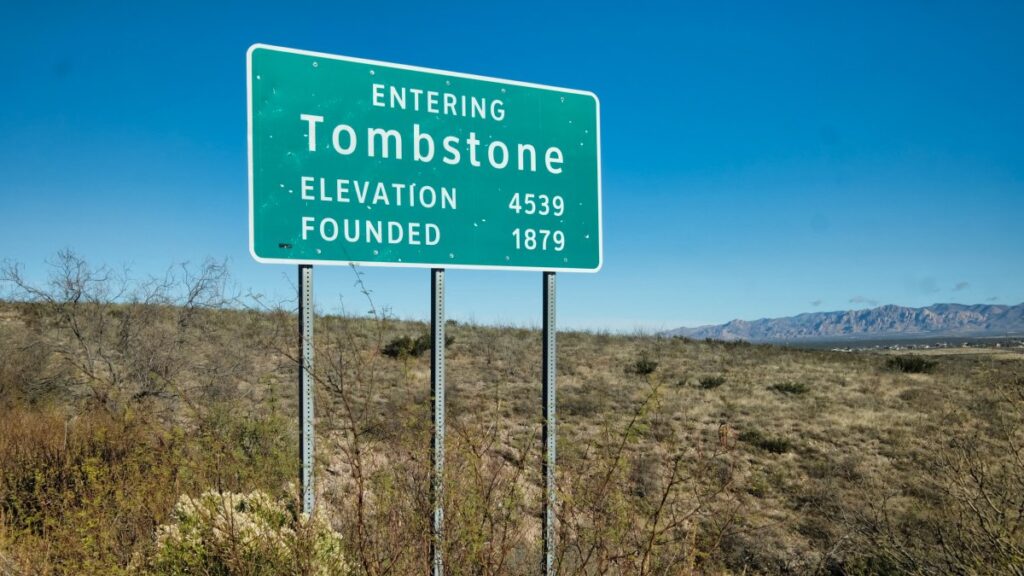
[248,44,602,272]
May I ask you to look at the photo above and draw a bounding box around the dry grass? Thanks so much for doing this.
[1,254,1023,574]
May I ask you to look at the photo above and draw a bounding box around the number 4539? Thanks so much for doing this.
[508,193,564,217]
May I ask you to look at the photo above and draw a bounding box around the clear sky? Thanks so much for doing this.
[1,1,1021,331]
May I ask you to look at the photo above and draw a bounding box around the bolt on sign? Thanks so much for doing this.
[248,44,602,272]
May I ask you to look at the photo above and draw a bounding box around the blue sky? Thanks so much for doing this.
[1,1,1021,331]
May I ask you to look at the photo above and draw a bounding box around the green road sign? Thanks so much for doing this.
[247,44,602,272]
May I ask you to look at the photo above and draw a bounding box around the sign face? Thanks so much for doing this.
[247,44,602,272]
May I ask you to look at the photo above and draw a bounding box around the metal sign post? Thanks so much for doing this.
[298,264,315,514]
[430,268,446,576]
[542,272,557,574]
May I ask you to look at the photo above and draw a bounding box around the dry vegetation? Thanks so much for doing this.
[1,252,1023,575]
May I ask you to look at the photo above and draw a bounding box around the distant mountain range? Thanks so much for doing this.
[665,303,1024,343]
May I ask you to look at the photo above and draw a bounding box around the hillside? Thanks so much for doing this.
[1,269,1024,574]
[666,302,1024,343]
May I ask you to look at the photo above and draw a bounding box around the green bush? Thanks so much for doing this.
[739,429,792,454]
[143,490,349,575]
[886,355,936,374]
[625,352,658,376]
[698,375,726,389]
[381,335,416,359]
[381,333,454,359]
[768,382,808,395]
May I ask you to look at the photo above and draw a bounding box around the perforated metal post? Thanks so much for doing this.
[298,264,315,515]
[542,271,557,575]
[430,268,446,576]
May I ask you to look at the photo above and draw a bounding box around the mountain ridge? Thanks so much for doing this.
[665,302,1024,343]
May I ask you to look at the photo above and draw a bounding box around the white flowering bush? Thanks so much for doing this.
[145,489,349,575]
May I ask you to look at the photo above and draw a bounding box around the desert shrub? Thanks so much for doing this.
[562,382,607,417]
[837,381,1024,574]
[0,408,184,574]
[0,252,239,414]
[0,324,54,405]
[557,387,741,574]
[186,404,296,493]
[646,413,676,443]
[143,490,349,575]
[381,335,416,359]
[739,429,792,454]
[886,355,936,374]
[629,452,662,499]
[381,333,454,359]
[624,351,658,376]
[703,338,752,348]
[0,404,296,574]
[698,375,726,389]
[768,382,808,395]
[746,472,771,498]
[722,339,752,350]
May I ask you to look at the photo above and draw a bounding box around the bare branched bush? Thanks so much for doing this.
[835,378,1024,574]
[556,384,740,575]
[0,251,240,417]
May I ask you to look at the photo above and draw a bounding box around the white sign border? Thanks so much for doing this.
[247,43,603,273]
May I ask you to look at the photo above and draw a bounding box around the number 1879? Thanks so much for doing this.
[512,228,565,251]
